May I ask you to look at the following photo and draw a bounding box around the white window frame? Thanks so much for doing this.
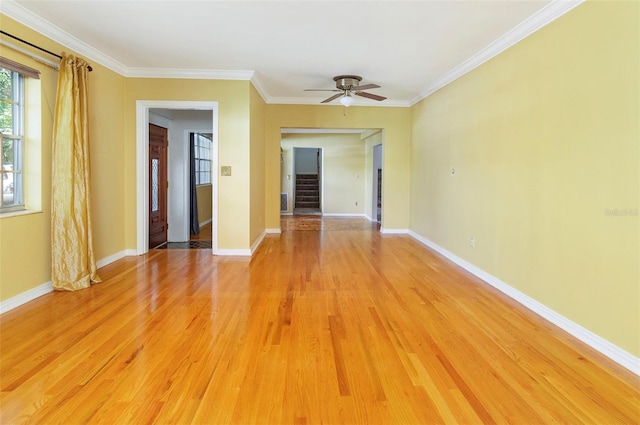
[1,67,25,213]
[194,132,212,186]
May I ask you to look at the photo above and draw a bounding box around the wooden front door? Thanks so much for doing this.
[149,123,168,248]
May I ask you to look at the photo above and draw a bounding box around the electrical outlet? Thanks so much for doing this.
[470,237,475,248]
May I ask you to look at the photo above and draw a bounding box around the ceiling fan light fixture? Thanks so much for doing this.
[305,75,385,105]
[340,94,355,107]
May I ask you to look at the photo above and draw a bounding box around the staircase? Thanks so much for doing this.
[295,174,320,210]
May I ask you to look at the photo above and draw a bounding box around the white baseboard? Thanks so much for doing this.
[213,248,252,256]
[266,228,282,234]
[0,249,133,315]
[364,214,375,222]
[211,230,274,257]
[96,249,130,268]
[380,228,409,234]
[407,230,640,376]
[199,218,212,227]
[281,212,293,216]
[251,231,266,254]
[0,281,53,315]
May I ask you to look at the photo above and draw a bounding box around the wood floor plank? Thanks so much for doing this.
[1,216,638,424]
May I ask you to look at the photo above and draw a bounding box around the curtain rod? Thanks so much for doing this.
[0,39,59,70]
[0,30,93,72]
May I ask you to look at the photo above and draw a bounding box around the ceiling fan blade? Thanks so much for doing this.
[355,91,387,101]
[304,89,341,92]
[353,83,380,91]
[321,93,344,103]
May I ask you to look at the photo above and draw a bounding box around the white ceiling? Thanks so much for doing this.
[2,0,582,106]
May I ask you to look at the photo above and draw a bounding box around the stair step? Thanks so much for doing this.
[295,173,319,209]
[295,202,320,208]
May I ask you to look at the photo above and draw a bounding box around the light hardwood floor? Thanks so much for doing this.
[1,217,638,424]
[191,222,212,242]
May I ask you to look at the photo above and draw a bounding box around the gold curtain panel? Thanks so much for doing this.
[51,53,101,290]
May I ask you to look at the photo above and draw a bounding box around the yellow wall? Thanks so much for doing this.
[410,1,639,356]
[0,15,125,301]
[280,133,366,214]
[265,105,411,230]
[122,78,252,251]
[250,84,266,240]
[196,184,212,224]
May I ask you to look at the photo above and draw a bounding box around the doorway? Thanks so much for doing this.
[280,128,383,223]
[293,147,322,214]
[136,101,219,255]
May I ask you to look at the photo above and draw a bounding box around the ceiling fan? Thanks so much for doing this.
[304,75,386,106]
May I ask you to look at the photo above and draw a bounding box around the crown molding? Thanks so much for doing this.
[281,128,368,134]
[250,73,270,102]
[125,67,255,80]
[410,0,585,106]
[267,96,410,107]
[1,0,129,75]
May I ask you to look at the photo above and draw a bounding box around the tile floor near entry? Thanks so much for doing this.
[155,241,212,250]
[154,222,212,250]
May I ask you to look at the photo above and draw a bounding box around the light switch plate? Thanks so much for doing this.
[221,166,231,176]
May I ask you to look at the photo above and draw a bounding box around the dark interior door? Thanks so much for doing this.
[149,123,168,248]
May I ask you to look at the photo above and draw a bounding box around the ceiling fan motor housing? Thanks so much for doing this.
[334,75,362,91]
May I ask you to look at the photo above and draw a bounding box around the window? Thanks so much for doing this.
[1,66,24,212]
[194,133,212,185]
[0,57,39,214]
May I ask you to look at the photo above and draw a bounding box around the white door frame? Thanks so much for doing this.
[136,100,219,255]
